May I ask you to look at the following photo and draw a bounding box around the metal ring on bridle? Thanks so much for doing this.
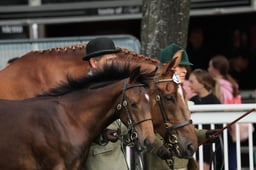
[122,100,127,107]
[168,134,178,144]
[116,104,122,110]
[130,131,138,141]
[156,94,160,101]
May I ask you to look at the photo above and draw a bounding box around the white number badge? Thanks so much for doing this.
[172,73,181,84]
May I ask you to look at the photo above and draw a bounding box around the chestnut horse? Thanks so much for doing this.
[145,51,197,159]
[0,64,155,170]
[0,44,88,99]
[0,45,157,100]
[0,45,197,158]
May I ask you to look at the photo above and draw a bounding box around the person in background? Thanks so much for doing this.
[208,55,242,170]
[189,68,220,105]
[144,43,219,170]
[229,51,249,90]
[183,65,196,100]
[226,29,256,89]
[187,27,214,70]
[208,55,241,104]
[82,37,129,170]
[188,68,221,170]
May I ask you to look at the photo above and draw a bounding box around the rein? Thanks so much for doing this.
[199,108,255,170]
[199,108,255,145]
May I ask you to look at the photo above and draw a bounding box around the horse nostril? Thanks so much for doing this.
[136,143,143,152]
[187,143,196,156]
[144,138,153,151]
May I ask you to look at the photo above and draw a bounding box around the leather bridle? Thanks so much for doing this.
[115,78,153,148]
[153,65,193,167]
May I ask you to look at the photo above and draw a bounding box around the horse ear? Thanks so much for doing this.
[162,50,182,73]
[171,50,182,70]
[129,66,141,83]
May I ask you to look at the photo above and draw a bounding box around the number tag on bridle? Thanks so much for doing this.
[172,73,181,84]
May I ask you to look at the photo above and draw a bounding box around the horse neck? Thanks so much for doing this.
[59,80,124,142]
[0,50,89,99]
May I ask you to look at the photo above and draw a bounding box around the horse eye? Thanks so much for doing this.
[166,95,175,103]
[130,101,137,108]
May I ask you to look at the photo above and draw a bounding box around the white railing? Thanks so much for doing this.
[190,104,256,170]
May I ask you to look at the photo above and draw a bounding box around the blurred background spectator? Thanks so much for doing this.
[187,27,214,70]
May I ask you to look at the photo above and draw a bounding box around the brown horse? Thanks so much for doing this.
[0,44,197,158]
[0,44,88,99]
[0,44,158,100]
[149,51,197,158]
[0,64,155,170]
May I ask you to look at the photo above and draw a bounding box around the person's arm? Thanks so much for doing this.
[196,128,220,145]
[150,134,164,154]
[195,128,208,144]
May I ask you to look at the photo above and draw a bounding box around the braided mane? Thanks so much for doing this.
[31,44,86,54]
[119,48,160,65]
[7,45,159,75]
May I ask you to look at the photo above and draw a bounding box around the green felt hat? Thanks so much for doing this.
[160,43,193,65]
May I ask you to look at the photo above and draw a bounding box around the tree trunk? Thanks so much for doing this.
[140,0,190,58]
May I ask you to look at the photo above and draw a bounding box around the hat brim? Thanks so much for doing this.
[180,61,193,66]
[83,49,121,60]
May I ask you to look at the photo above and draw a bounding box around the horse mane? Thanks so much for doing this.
[7,57,20,64]
[3,44,86,68]
[35,44,157,65]
[20,44,86,58]
[33,45,158,64]
[32,44,86,54]
[8,45,157,67]
[39,61,153,97]
[119,48,160,65]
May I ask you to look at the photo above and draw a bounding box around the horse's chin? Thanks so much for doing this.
[143,138,154,151]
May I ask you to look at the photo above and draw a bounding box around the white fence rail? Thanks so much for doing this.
[190,104,256,170]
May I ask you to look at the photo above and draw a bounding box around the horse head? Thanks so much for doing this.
[87,62,156,152]
[149,50,198,158]
[117,66,155,152]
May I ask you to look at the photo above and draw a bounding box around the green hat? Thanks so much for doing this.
[160,43,193,65]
